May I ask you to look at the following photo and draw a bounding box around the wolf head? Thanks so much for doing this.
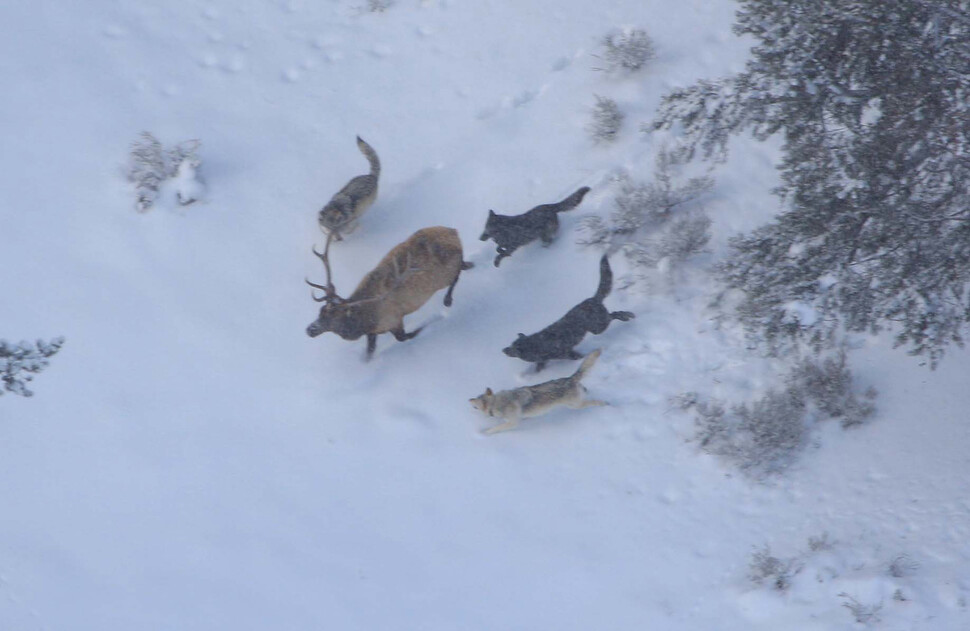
[319,196,353,230]
[501,333,528,358]
[469,388,495,414]
[479,210,498,241]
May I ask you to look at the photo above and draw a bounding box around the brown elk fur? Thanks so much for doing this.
[306,227,473,357]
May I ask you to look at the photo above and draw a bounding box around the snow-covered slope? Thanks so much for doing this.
[1,1,968,629]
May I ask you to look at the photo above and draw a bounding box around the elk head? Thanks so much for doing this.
[305,232,364,340]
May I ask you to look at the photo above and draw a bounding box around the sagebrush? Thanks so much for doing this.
[597,28,655,73]
[749,545,802,591]
[578,147,712,288]
[365,0,393,11]
[127,132,203,212]
[678,350,876,476]
[587,95,624,144]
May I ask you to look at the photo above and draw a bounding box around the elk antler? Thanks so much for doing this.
[306,230,344,303]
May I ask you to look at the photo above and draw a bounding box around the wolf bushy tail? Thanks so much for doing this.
[570,348,602,381]
[594,254,613,301]
[356,136,381,179]
[552,186,591,213]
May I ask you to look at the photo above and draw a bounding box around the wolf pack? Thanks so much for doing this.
[307,137,635,435]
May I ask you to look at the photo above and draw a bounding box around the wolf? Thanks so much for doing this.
[479,186,591,266]
[470,349,606,435]
[502,254,634,371]
[318,136,381,239]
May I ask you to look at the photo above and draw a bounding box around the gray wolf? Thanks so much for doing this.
[318,136,381,239]
[479,186,590,266]
[502,255,634,371]
[470,349,606,434]
[306,227,474,358]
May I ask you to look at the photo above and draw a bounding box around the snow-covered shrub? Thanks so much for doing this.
[733,388,808,476]
[749,545,802,591]
[839,593,883,625]
[365,0,393,11]
[679,351,875,476]
[587,95,624,144]
[578,147,713,288]
[597,28,655,73]
[807,532,833,552]
[1,337,65,397]
[127,132,204,212]
[743,535,939,627]
[786,350,877,428]
[888,554,919,578]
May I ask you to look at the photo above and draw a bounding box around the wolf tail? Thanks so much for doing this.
[594,254,613,301]
[552,186,591,213]
[356,136,381,180]
[571,349,602,382]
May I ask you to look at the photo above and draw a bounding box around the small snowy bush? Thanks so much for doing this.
[679,351,876,476]
[597,28,655,73]
[366,0,394,11]
[1,337,65,397]
[839,593,883,625]
[749,545,802,591]
[742,535,935,628]
[578,147,713,288]
[888,554,919,578]
[587,95,624,144]
[786,350,877,428]
[127,132,204,212]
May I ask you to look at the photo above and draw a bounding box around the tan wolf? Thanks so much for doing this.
[469,349,606,435]
[318,136,381,239]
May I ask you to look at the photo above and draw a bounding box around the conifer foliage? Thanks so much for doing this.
[1,337,64,397]
[653,0,970,365]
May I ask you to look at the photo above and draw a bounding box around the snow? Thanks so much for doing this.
[1,1,968,629]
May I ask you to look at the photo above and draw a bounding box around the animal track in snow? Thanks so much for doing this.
[476,85,549,119]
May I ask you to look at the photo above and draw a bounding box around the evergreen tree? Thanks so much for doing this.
[652,0,970,366]
[1,337,64,397]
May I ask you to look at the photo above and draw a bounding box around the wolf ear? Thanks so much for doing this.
[488,209,496,216]
[485,387,493,395]
[517,333,525,339]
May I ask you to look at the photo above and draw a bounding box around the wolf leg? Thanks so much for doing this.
[573,399,608,408]
[494,246,515,267]
[483,418,520,435]
[365,334,378,359]
[541,216,559,246]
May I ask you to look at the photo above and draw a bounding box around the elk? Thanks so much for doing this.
[306,227,474,358]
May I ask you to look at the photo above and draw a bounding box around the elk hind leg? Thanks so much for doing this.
[391,324,425,342]
[443,261,474,307]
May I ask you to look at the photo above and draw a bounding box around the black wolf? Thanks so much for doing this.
[503,255,634,371]
[479,186,590,267]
